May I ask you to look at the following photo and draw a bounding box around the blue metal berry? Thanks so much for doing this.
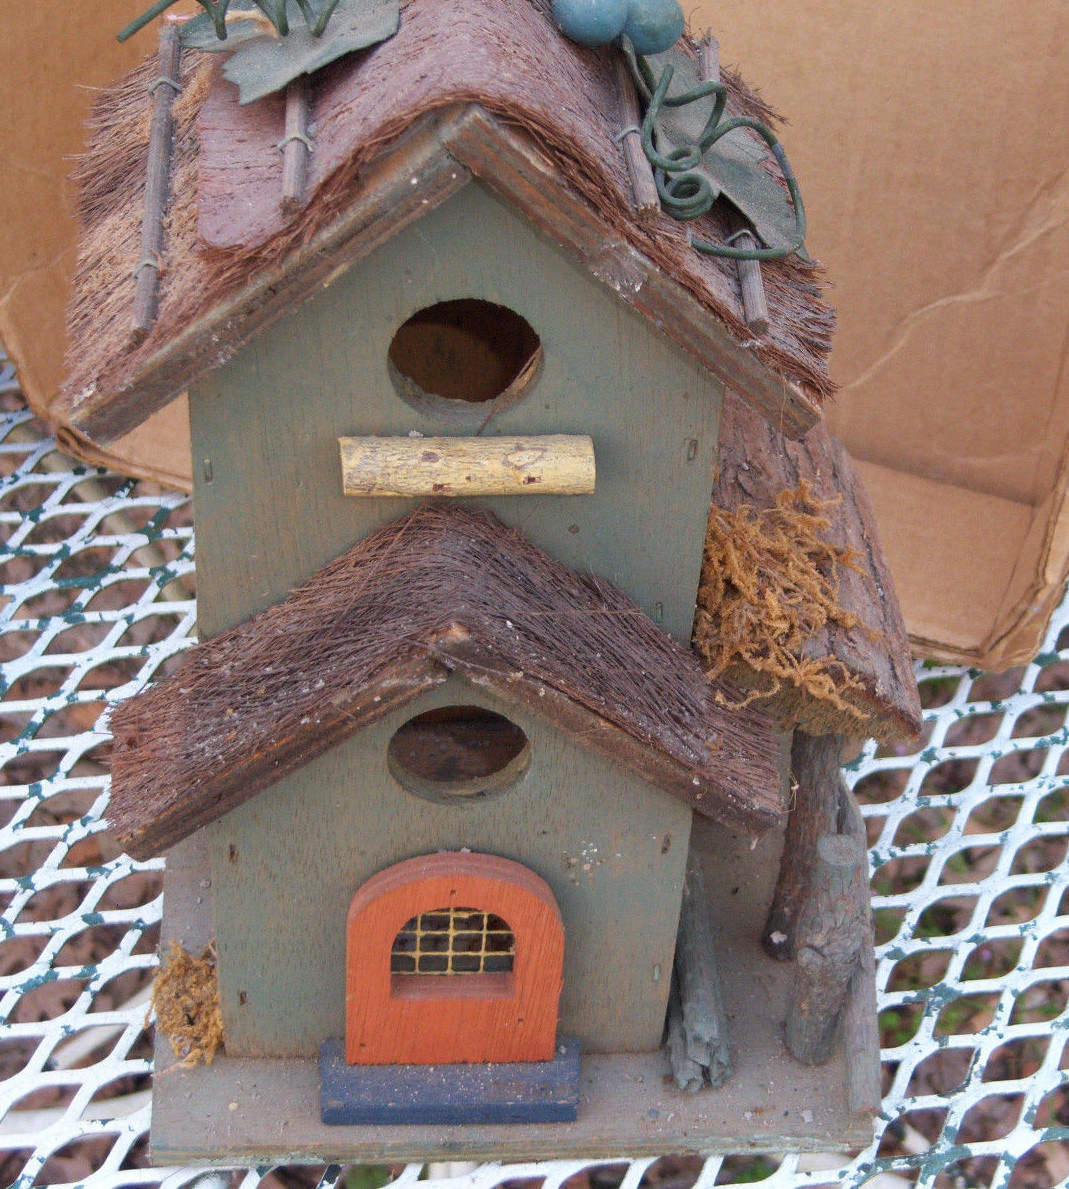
[552,0,629,48]
[622,0,685,54]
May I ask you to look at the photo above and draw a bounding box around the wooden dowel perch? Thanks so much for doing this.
[614,51,659,219]
[698,37,769,335]
[670,850,732,1089]
[763,731,844,961]
[338,435,596,497]
[281,76,313,212]
[785,832,868,1065]
[133,21,182,336]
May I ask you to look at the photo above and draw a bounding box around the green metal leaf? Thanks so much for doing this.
[180,0,269,50]
[635,45,807,258]
[182,0,400,103]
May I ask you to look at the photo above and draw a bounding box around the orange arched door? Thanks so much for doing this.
[346,852,564,1065]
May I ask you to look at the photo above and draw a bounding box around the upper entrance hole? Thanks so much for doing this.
[387,704,530,803]
[388,299,542,422]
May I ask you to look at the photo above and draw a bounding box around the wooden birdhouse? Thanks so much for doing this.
[60,0,920,1164]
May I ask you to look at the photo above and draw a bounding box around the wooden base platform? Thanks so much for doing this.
[150,816,879,1163]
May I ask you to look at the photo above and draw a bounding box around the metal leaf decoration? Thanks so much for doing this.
[624,42,807,259]
[180,0,400,103]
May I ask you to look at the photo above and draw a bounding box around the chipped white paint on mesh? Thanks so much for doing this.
[0,351,1066,1188]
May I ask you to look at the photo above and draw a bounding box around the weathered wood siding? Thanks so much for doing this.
[208,675,693,1058]
[189,183,722,642]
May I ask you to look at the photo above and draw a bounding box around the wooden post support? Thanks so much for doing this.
[281,76,313,212]
[673,850,733,1088]
[666,976,704,1093]
[763,731,845,960]
[698,37,769,335]
[613,50,659,219]
[133,21,182,337]
[338,435,596,497]
[785,832,868,1065]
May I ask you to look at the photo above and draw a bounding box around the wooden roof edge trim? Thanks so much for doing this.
[434,634,785,834]
[62,109,474,445]
[64,101,820,445]
[440,107,821,440]
[108,658,450,861]
[730,663,922,744]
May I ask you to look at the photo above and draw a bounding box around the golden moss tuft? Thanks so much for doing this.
[695,480,875,718]
[151,942,224,1067]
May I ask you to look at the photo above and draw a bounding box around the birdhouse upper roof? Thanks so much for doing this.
[59,0,835,445]
[106,502,786,861]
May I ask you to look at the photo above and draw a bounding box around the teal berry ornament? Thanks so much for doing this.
[622,0,685,54]
[552,0,628,48]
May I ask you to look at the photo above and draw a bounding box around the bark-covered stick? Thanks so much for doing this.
[764,731,844,960]
[698,36,769,334]
[281,76,313,212]
[666,977,704,1093]
[613,50,659,219]
[785,832,868,1065]
[675,850,733,1086]
[133,22,182,335]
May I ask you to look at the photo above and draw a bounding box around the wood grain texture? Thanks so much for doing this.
[345,852,563,1065]
[784,833,868,1065]
[208,674,693,1058]
[710,391,922,740]
[132,24,182,335]
[189,182,721,646]
[339,435,595,497]
[763,731,844,961]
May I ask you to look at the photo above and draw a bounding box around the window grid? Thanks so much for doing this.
[391,906,515,975]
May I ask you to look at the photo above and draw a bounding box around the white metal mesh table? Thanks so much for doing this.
[1,355,1066,1189]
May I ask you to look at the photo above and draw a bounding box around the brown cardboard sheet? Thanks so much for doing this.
[2,2,1067,667]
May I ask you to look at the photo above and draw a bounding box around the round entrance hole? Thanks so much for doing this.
[387,705,530,803]
[387,299,542,422]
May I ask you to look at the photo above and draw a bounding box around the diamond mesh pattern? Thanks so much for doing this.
[0,354,1066,1188]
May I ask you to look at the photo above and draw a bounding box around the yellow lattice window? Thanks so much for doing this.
[390,907,515,975]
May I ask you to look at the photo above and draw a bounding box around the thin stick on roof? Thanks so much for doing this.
[133,22,182,336]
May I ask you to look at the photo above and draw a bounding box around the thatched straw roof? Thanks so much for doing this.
[60,0,834,444]
[107,503,786,860]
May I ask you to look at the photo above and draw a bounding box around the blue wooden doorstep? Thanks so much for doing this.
[320,1036,580,1125]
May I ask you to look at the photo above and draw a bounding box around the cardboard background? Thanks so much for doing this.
[700,4,1069,668]
[3,2,1067,667]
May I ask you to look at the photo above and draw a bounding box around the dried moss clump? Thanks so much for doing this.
[695,481,872,718]
[151,942,224,1067]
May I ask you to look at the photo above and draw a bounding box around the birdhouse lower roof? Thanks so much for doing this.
[59,0,835,444]
[106,503,786,860]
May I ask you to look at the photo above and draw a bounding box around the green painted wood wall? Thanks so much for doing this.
[208,676,694,1058]
[189,182,723,643]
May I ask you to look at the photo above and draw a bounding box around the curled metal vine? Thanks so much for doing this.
[631,52,807,262]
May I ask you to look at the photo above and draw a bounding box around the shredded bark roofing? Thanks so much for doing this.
[60,0,834,443]
[107,503,785,860]
[696,392,922,742]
